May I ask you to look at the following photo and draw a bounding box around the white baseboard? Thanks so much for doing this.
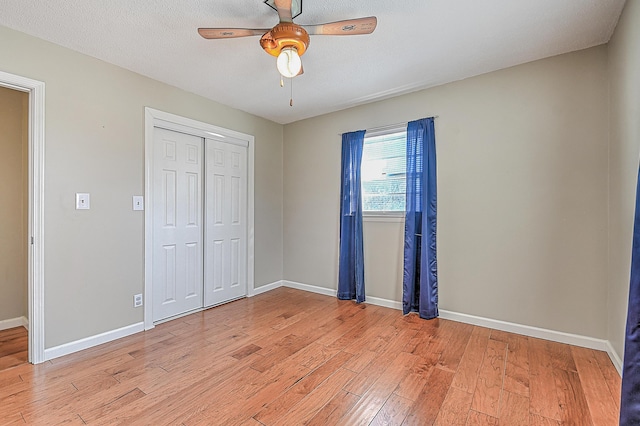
[275,281,622,376]
[439,309,609,351]
[282,281,402,310]
[249,280,283,297]
[366,296,403,310]
[283,280,337,297]
[605,340,623,376]
[0,316,28,331]
[440,309,623,376]
[44,322,144,361]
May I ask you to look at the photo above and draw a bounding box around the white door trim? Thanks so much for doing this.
[144,108,255,330]
[0,70,46,364]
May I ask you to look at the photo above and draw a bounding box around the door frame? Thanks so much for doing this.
[143,108,255,330]
[0,70,46,364]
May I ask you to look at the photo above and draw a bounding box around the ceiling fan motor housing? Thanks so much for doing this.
[260,23,310,57]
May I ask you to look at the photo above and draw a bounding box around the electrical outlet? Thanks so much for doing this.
[133,294,143,308]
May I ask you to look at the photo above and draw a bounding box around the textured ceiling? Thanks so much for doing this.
[0,0,626,124]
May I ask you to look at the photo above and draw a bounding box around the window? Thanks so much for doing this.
[361,128,407,213]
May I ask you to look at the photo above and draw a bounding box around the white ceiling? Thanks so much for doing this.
[0,0,626,124]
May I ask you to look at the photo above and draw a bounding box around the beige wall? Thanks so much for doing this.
[0,25,284,347]
[607,0,640,360]
[0,86,28,322]
[284,46,610,339]
[22,91,28,318]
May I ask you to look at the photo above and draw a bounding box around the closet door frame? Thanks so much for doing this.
[143,108,255,330]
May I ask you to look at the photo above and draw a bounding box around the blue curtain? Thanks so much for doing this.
[338,130,366,303]
[402,118,438,319]
[621,165,640,424]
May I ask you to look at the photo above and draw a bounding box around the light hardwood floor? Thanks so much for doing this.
[0,288,621,425]
[0,326,27,372]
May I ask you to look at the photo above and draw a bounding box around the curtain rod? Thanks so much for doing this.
[338,116,439,137]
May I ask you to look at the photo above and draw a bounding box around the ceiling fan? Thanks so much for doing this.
[198,0,377,79]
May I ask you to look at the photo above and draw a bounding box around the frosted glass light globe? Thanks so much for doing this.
[277,47,302,78]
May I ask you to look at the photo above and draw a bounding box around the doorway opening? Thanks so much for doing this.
[0,70,45,364]
[0,86,28,369]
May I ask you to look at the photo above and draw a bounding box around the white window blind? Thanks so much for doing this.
[361,129,407,212]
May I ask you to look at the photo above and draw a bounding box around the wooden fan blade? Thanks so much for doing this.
[303,16,377,36]
[198,28,268,39]
[274,0,293,23]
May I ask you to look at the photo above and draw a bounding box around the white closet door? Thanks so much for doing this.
[152,128,204,322]
[204,139,248,307]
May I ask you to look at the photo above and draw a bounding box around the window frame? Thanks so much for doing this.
[361,124,407,220]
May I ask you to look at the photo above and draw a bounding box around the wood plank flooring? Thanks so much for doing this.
[0,288,621,425]
[0,326,28,371]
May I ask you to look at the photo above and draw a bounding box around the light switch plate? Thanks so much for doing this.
[76,193,90,210]
[132,196,144,211]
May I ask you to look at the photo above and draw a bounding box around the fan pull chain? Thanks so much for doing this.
[290,79,293,107]
[278,74,294,106]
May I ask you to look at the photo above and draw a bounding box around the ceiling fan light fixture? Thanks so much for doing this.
[199,1,377,94]
[277,46,302,78]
